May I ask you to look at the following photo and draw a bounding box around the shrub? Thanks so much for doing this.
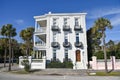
[47,60,63,68]
[63,61,73,68]
[47,60,73,68]
[21,59,30,72]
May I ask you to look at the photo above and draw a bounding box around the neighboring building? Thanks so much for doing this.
[33,12,88,69]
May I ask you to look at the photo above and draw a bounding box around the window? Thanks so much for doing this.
[65,49,68,61]
[53,49,56,60]
[53,18,57,25]
[76,33,79,43]
[75,18,79,26]
[64,18,67,25]
[53,33,56,42]
[64,33,68,43]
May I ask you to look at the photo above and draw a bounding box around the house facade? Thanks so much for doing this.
[33,12,88,69]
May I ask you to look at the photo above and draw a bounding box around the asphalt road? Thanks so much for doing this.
[0,72,120,80]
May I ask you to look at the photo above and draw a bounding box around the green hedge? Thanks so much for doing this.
[47,60,73,68]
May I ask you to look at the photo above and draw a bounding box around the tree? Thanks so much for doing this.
[0,38,9,67]
[106,40,115,54]
[93,18,113,73]
[1,24,17,71]
[11,39,18,65]
[87,27,102,61]
[20,27,34,57]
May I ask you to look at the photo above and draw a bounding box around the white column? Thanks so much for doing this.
[37,51,39,59]
[35,21,37,32]
[34,35,36,46]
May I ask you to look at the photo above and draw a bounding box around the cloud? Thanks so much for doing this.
[87,7,120,27]
[88,7,120,19]
[110,14,120,26]
[106,30,120,34]
[15,19,24,25]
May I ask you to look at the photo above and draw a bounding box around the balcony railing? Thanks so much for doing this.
[35,27,46,33]
[63,25,71,31]
[34,41,46,49]
[51,42,60,48]
[74,25,82,31]
[63,42,71,48]
[51,25,60,31]
[74,42,83,48]
[32,59,43,63]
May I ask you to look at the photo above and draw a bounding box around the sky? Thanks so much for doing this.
[0,0,120,43]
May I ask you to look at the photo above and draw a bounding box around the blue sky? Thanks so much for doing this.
[0,0,120,43]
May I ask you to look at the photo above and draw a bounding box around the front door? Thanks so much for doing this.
[76,50,81,62]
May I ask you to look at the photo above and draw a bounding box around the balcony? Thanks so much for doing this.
[51,42,60,48]
[34,42,46,49]
[63,25,71,31]
[74,25,82,31]
[35,27,46,34]
[74,42,83,48]
[51,25,60,31]
[63,42,71,48]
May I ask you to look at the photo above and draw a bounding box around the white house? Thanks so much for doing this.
[32,12,88,69]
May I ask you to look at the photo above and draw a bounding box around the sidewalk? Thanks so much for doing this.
[0,63,22,72]
[0,63,88,76]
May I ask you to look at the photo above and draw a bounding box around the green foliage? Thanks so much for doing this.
[63,61,73,68]
[93,51,104,59]
[47,61,63,68]
[47,60,73,68]
[21,60,30,72]
[19,27,34,56]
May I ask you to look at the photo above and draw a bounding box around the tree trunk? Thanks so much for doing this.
[4,48,7,67]
[8,37,11,71]
[12,47,14,66]
[103,31,108,73]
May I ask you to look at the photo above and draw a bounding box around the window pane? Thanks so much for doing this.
[76,33,79,42]
[65,50,68,60]
[64,18,67,25]
[53,33,56,42]
[53,18,57,25]
[75,18,79,26]
[53,50,56,60]
[64,33,68,42]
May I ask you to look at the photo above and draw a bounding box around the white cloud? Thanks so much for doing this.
[87,7,120,27]
[110,14,120,26]
[106,30,120,34]
[88,7,120,19]
[15,19,24,25]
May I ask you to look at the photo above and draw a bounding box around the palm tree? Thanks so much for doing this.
[1,24,17,71]
[20,27,34,57]
[93,18,113,73]
[0,38,9,67]
[11,39,18,66]
[1,26,9,68]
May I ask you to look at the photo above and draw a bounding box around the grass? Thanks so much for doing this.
[89,72,120,76]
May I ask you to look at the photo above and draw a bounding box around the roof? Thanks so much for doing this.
[34,12,87,19]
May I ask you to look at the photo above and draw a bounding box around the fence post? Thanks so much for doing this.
[92,56,97,70]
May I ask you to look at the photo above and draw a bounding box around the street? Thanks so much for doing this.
[0,72,120,80]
